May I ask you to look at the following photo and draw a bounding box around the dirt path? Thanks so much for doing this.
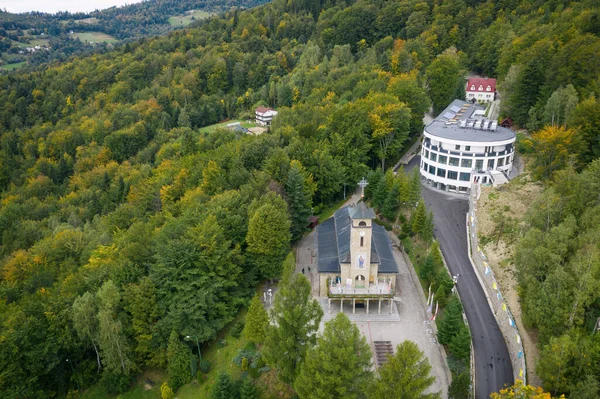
[475,180,543,386]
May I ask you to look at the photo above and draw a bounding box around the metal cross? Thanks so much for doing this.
[357,177,368,198]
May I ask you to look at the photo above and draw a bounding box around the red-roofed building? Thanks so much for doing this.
[255,107,278,126]
[466,77,496,103]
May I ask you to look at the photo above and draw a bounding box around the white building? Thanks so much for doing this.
[466,77,496,103]
[419,100,516,194]
[255,107,278,126]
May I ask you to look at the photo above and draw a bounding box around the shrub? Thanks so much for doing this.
[231,319,245,338]
[199,359,211,374]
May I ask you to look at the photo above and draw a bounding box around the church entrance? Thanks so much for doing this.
[355,275,366,288]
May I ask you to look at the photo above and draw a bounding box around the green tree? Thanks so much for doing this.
[425,52,464,115]
[243,295,269,344]
[212,372,233,399]
[295,313,373,399]
[285,161,312,241]
[387,71,431,135]
[240,377,259,399]
[449,324,471,361]
[263,273,323,383]
[411,200,427,236]
[370,340,440,399]
[382,181,401,220]
[437,296,463,345]
[542,85,579,128]
[167,330,191,392]
[96,280,132,375]
[246,193,291,279]
[567,95,600,165]
[531,125,581,181]
[72,291,102,372]
[373,177,389,212]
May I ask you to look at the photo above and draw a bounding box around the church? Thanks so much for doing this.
[316,201,398,299]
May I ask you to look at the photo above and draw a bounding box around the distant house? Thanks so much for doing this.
[255,107,278,126]
[466,77,496,103]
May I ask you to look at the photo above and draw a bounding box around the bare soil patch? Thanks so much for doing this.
[476,175,543,386]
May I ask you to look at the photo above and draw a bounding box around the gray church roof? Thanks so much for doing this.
[317,205,398,274]
[350,201,376,219]
[425,99,515,143]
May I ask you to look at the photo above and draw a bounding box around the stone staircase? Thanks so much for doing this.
[374,341,394,367]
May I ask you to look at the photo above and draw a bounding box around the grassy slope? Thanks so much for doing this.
[168,10,212,27]
[72,32,117,43]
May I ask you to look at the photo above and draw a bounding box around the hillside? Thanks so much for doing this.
[0,0,599,397]
[0,0,268,70]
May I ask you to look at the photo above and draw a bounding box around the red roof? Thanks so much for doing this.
[466,77,496,93]
[255,107,274,113]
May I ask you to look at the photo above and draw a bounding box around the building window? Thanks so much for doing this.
[437,168,446,178]
[506,156,511,164]
[465,146,471,151]
[423,162,429,172]
[360,237,364,247]
[447,171,458,180]
[438,155,447,164]
[429,165,436,175]
[359,221,367,226]
[459,172,471,181]
[498,157,505,167]
[461,159,472,168]
[488,159,495,169]
[424,149,429,159]
[455,144,460,150]
[430,153,437,162]
[475,160,483,170]
[449,157,459,166]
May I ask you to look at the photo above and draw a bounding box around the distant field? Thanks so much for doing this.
[198,119,257,133]
[29,38,50,46]
[76,17,100,24]
[1,62,26,71]
[168,10,212,27]
[72,32,117,44]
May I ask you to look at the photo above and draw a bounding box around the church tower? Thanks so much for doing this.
[349,202,375,288]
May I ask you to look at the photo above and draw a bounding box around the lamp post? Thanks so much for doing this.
[186,335,202,361]
[66,358,81,392]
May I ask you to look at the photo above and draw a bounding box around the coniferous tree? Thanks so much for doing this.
[212,373,233,399]
[411,200,427,236]
[365,168,383,200]
[243,295,269,344]
[167,330,191,392]
[373,177,388,212]
[449,324,471,362]
[285,161,312,241]
[382,181,401,220]
[438,297,464,345]
[240,377,259,399]
[408,168,421,205]
[295,313,373,399]
[263,273,323,383]
[371,340,440,399]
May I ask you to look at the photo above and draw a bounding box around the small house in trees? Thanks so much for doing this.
[255,107,278,126]
[317,202,398,313]
[466,77,496,103]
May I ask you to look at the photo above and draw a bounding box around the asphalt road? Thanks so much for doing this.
[406,156,513,398]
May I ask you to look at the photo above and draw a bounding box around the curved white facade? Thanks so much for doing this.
[419,100,516,194]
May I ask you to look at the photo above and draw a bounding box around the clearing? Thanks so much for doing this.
[198,119,257,133]
[1,61,26,71]
[72,32,118,44]
[168,10,212,27]
[475,171,543,386]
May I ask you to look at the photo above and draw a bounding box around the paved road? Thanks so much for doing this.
[406,156,513,398]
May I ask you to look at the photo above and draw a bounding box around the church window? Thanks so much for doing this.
[358,221,367,226]
[360,237,364,246]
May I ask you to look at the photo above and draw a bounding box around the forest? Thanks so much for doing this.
[0,0,599,397]
[0,0,269,69]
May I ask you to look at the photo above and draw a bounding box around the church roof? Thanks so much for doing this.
[350,202,376,219]
[316,206,398,274]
